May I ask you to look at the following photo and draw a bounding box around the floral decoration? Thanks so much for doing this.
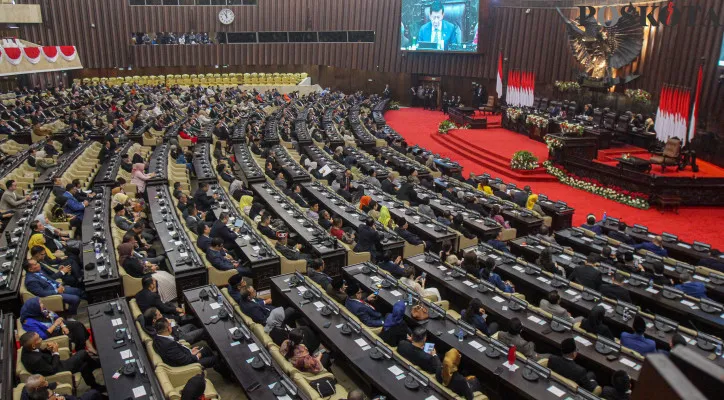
[560,121,585,136]
[544,135,564,151]
[507,107,524,121]
[438,120,457,134]
[554,81,581,92]
[543,161,650,209]
[625,89,652,105]
[510,150,539,170]
[526,114,549,128]
[388,101,400,110]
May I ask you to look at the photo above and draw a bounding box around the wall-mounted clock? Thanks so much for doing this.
[218,8,235,25]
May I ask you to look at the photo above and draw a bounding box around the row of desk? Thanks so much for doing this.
[34,141,93,189]
[81,187,122,303]
[343,146,389,179]
[262,109,281,146]
[293,107,313,146]
[269,145,310,184]
[300,144,346,180]
[232,142,266,184]
[94,141,133,187]
[377,146,430,180]
[192,142,218,184]
[321,105,345,149]
[347,103,377,149]
[250,182,347,276]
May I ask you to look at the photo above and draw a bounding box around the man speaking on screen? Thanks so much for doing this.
[417,1,459,50]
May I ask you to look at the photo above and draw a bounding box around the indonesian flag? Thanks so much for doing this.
[42,46,59,62]
[496,52,503,99]
[2,47,22,65]
[688,65,702,140]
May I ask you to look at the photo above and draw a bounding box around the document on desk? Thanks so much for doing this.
[120,349,133,359]
[437,266,448,271]
[390,290,402,297]
[546,385,566,397]
[209,302,221,310]
[354,338,368,348]
[565,289,579,297]
[111,318,123,327]
[537,276,551,284]
[512,265,524,272]
[313,301,326,309]
[132,386,147,398]
[559,254,571,260]
[645,287,659,294]
[388,365,405,376]
[468,340,486,352]
[619,357,641,370]
[492,296,505,303]
[248,343,259,352]
[574,336,592,347]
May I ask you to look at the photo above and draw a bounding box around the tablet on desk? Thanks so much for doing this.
[234,219,244,228]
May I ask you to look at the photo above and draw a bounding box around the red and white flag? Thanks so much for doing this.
[688,65,702,140]
[496,52,503,99]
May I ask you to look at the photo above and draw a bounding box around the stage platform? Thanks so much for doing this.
[386,108,724,249]
[595,146,724,178]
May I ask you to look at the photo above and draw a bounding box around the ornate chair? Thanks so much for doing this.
[649,137,682,172]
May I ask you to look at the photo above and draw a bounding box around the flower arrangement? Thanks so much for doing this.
[510,150,539,170]
[621,153,631,160]
[388,101,400,110]
[554,81,581,92]
[625,89,652,104]
[526,114,549,129]
[544,135,564,151]
[543,161,650,209]
[438,120,457,134]
[507,107,523,121]
[560,121,585,136]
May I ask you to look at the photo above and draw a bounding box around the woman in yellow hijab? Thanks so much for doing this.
[526,193,544,215]
[436,348,482,399]
[378,205,395,229]
[28,233,59,260]
[239,195,254,214]
[477,178,493,196]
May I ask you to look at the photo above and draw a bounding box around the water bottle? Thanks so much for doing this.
[407,293,413,306]
[217,292,223,305]
[716,344,722,357]
[457,328,464,342]
[94,243,101,258]
[602,211,607,221]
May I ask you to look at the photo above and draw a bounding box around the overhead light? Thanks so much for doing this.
[8,25,19,29]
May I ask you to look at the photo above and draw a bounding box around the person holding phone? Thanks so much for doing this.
[398,327,440,373]
[380,301,412,347]
[400,265,442,302]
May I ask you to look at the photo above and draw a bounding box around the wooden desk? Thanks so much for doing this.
[81,188,122,303]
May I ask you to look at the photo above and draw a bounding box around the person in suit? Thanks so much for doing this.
[498,318,538,359]
[599,272,632,303]
[22,260,83,314]
[512,186,532,208]
[0,179,30,211]
[306,258,332,288]
[274,231,311,264]
[608,222,634,245]
[21,373,102,400]
[486,230,511,254]
[236,285,297,325]
[568,253,603,290]
[395,218,428,250]
[397,327,440,373]
[136,276,185,319]
[210,212,239,251]
[580,305,614,339]
[354,217,382,261]
[184,203,206,235]
[580,214,603,235]
[19,332,104,392]
[539,290,572,320]
[548,338,599,392]
[601,370,631,400]
[206,237,251,277]
[633,236,668,257]
[620,316,656,355]
[256,213,277,240]
[142,307,205,346]
[196,223,212,253]
[377,251,406,277]
[62,185,87,221]
[417,1,459,50]
[380,175,397,194]
[289,184,309,208]
[648,261,673,286]
[460,297,497,336]
[152,318,216,368]
[193,182,216,214]
[344,281,383,327]
[675,272,708,299]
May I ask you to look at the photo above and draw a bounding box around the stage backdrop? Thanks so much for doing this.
[16,0,724,124]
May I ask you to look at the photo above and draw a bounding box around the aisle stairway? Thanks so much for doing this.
[428,132,558,182]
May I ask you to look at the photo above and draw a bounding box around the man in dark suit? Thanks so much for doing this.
[441,185,457,201]
[21,373,102,400]
[599,272,632,303]
[395,218,428,250]
[380,175,397,194]
[607,222,634,245]
[344,282,383,327]
[416,1,459,50]
[19,332,104,392]
[580,214,603,235]
[289,184,309,208]
[142,307,205,346]
[355,218,382,261]
[236,285,296,325]
[23,260,83,314]
[193,182,216,214]
[512,186,531,208]
[548,338,599,392]
[136,276,185,319]
[152,318,217,368]
[274,231,311,264]
[256,213,277,239]
[184,203,206,235]
[196,223,212,253]
[206,237,251,277]
[397,327,440,374]
[210,212,239,251]
[568,254,603,291]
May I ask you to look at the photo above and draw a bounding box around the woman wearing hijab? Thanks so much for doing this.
[526,194,544,215]
[477,178,493,196]
[379,301,411,347]
[130,163,156,194]
[239,195,254,215]
[20,298,96,354]
[436,348,482,400]
[580,305,614,339]
[378,205,396,229]
[112,192,129,209]
[117,240,177,302]
[358,195,371,211]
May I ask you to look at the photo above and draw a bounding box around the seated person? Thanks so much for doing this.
[620,315,656,355]
[23,259,84,315]
[20,298,95,354]
[19,331,104,392]
[480,258,515,293]
[274,232,311,264]
[397,327,440,374]
[634,235,668,257]
[114,203,136,231]
[599,272,632,303]
[289,184,309,208]
[62,184,87,221]
[306,202,320,220]
[326,276,348,304]
[193,182,217,213]
[196,223,212,253]
[236,285,296,325]
[548,338,599,392]
[120,153,133,173]
[675,272,708,299]
[306,258,332,288]
[152,318,216,368]
[580,305,614,339]
[400,265,442,302]
[395,218,428,250]
[210,212,239,251]
[377,251,406,277]
[601,370,632,400]
[498,317,537,359]
[537,248,565,277]
[569,253,603,290]
[436,210,453,226]
[608,222,634,245]
[461,298,497,336]
[355,217,381,260]
[649,261,673,286]
[436,348,483,400]
[206,237,252,277]
[486,230,511,254]
[21,373,102,400]
[28,244,81,289]
[142,307,205,345]
[256,213,277,240]
[0,179,30,210]
[379,301,411,347]
[280,328,330,373]
[135,276,186,320]
[580,214,603,235]
[184,203,206,234]
[539,290,572,320]
[489,205,510,229]
[318,210,333,230]
[439,241,461,265]
[344,282,383,327]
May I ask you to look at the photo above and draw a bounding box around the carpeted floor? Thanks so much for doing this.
[386,107,724,249]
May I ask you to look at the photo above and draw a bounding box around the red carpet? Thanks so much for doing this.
[595,148,724,178]
[386,108,724,249]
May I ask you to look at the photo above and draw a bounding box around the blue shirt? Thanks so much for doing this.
[580,223,602,235]
[484,271,514,293]
[620,332,656,355]
[675,281,708,299]
[634,242,668,257]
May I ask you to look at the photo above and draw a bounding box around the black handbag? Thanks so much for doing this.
[311,377,336,397]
